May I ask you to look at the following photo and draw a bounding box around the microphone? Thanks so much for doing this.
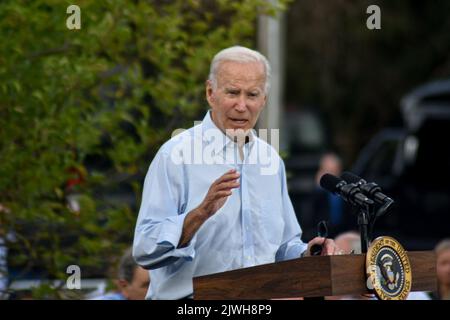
[319,174,374,207]
[341,172,393,204]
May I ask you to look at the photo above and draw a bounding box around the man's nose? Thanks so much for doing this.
[234,94,247,112]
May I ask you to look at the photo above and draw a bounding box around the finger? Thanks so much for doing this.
[215,180,240,191]
[213,190,233,199]
[214,171,240,184]
[307,237,325,255]
[328,245,336,255]
[309,237,325,246]
[322,239,336,255]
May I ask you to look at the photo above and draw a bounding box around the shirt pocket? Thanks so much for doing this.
[259,199,285,246]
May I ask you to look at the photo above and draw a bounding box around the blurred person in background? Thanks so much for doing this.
[429,239,450,300]
[0,231,7,300]
[315,153,343,187]
[306,153,352,239]
[0,204,15,300]
[92,247,150,300]
[334,231,361,255]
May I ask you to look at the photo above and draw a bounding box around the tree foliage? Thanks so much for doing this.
[0,0,290,299]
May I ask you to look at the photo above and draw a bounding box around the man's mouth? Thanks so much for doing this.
[229,118,248,125]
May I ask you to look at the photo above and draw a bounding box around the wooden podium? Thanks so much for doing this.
[193,251,436,299]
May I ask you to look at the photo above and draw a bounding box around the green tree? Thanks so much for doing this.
[0,0,290,299]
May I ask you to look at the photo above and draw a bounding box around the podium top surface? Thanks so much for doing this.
[193,251,436,299]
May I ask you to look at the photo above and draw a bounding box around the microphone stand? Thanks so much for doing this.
[359,199,393,253]
[358,203,374,254]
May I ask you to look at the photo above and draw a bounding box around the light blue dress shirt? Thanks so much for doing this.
[133,111,308,299]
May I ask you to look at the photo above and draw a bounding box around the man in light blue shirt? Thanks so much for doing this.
[133,46,339,299]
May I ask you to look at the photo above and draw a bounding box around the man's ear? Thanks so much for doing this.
[116,279,128,290]
[117,279,130,299]
[206,80,214,105]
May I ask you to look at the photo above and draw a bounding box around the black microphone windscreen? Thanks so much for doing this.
[319,173,342,193]
[341,171,362,184]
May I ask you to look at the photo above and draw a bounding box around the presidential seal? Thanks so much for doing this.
[366,236,412,300]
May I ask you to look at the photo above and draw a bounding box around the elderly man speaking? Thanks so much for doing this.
[133,46,339,299]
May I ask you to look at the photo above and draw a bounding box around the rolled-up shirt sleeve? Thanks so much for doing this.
[275,160,308,261]
[133,149,195,270]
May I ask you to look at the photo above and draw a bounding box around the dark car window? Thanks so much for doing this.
[408,118,450,186]
[363,139,399,182]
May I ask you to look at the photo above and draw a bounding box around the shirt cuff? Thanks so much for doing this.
[156,211,196,260]
[285,242,308,260]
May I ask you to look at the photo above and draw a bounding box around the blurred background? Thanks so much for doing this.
[0,0,449,299]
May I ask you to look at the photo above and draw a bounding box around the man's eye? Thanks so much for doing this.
[248,92,259,98]
[227,91,239,96]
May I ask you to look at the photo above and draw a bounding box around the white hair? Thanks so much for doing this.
[208,46,271,94]
[436,239,450,255]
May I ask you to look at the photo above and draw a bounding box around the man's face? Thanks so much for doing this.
[206,61,267,135]
[119,267,150,300]
[437,249,450,286]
